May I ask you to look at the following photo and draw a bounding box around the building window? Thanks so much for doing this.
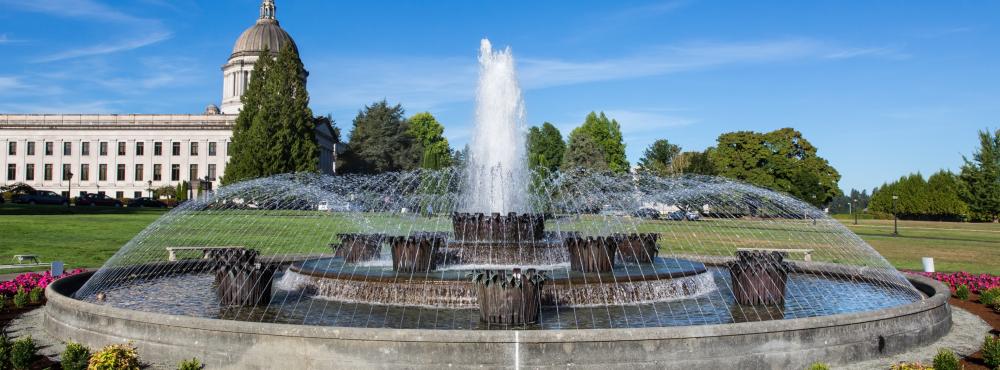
[208,142,217,156]
[45,142,53,156]
[99,164,108,181]
[189,164,198,181]
[171,164,180,181]
[118,142,126,156]
[99,142,108,156]
[80,164,90,181]
[153,164,162,181]
[116,164,126,181]
[115,191,124,200]
[62,164,72,181]
[7,142,15,155]
[207,164,217,181]
[190,142,199,156]
[172,142,181,156]
[135,164,144,181]
[6,164,14,181]
[79,191,86,198]
[81,142,90,156]
[44,164,53,181]
[154,142,163,156]
[25,164,35,181]
[136,142,144,156]
[27,142,36,156]
[134,191,142,199]
[63,142,72,156]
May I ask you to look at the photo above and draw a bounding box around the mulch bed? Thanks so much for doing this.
[949,292,999,370]
[1,304,61,370]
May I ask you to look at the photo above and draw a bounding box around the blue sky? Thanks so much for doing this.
[0,0,997,192]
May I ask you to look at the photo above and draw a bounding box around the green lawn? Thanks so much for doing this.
[1,203,998,273]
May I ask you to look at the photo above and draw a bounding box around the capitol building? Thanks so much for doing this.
[0,0,337,200]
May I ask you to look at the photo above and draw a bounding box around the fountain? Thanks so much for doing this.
[42,39,952,369]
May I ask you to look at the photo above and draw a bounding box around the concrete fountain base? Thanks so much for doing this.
[44,272,951,369]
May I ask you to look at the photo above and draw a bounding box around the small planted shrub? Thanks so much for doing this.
[11,336,36,370]
[28,287,43,304]
[0,295,7,311]
[177,357,203,370]
[12,288,28,309]
[955,284,970,301]
[932,348,962,370]
[981,287,1000,306]
[805,363,830,370]
[0,334,12,369]
[984,334,1000,370]
[61,341,92,370]
[890,362,931,370]
[87,343,141,370]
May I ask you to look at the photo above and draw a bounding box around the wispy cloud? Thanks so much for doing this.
[567,1,689,43]
[0,0,140,22]
[34,31,172,63]
[824,46,909,60]
[0,34,25,44]
[0,77,24,90]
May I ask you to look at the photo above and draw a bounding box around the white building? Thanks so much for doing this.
[0,0,336,200]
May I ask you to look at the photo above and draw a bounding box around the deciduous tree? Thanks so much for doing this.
[637,139,681,176]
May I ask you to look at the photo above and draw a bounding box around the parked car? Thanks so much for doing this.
[632,208,661,219]
[127,197,166,208]
[666,210,702,221]
[13,190,68,205]
[77,193,123,207]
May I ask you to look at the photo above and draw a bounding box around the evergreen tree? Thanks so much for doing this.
[959,128,1000,221]
[682,149,717,176]
[407,112,452,170]
[224,45,317,184]
[573,112,628,173]
[869,171,969,221]
[339,100,421,173]
[562,131,609,172]
[637,139,681,176]
[527,122,566,173]
[176,181,189,202]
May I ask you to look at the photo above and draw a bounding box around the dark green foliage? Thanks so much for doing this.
[0,334,11,370]
[870,171,970,221]
[981,287,1000,307]
[932,348,961,370]
[175,181,190,203]
[0,296,6,312]
[339,100,422,173]
[983,334,1000,369]
[27,287,42,304]
[10,336,35,370]
[12,289,28,309]
[569,112,628,173]
[637,139,681,176]
[959,128,1000,222]
[711,128,841,207]
[956,284,970,301]
[224,45,318,183]
[408,112,452,170]
[527,122,566,173]
[561,130,609,172]
[680,149,717,176]
[61,342,91,370]
[828,189,871,215]
[177,358,203,370]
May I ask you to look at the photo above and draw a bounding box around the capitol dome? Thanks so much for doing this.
[230,0,296,58]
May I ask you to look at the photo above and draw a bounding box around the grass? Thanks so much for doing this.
[1,203,998,273]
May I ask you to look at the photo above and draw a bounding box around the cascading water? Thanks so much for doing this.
[461,39,529,213]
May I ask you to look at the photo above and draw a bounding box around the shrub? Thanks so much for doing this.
[805,363,830,370]
[984,335,1000,370]
[932,348,962,370]
[956,284,970,300]
[981,287,1000,306]
[0,295,7,311]
[12,288,28,309]
[87,343,140,370]
[177,358,203,370]
[11,336,36,370]
[890,362,931,370]
[28,287,43,304]
[61,341,91,370]
[0,334,12,370]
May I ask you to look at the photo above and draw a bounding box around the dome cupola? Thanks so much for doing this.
[221,0,300,115]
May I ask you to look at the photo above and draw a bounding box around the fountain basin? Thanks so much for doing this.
[44,271,951,369]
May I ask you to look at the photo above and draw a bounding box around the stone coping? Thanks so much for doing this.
[46,270,948,343]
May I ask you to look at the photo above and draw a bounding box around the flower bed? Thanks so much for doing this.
[912,271,1000,293]
[0,269,86,297]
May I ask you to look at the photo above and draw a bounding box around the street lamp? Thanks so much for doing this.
[147,180,153,199]
[852,198,859,225]
[891,195,899,236]
[67,171,74,208]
